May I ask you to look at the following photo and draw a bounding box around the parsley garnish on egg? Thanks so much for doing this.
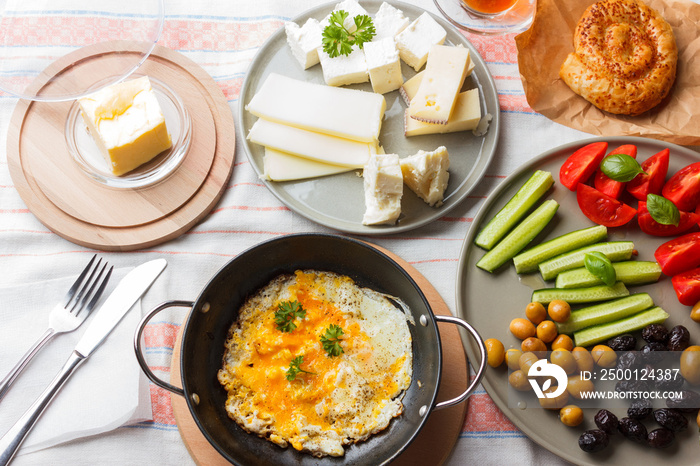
[321,10,376,58]
[320,324,345,357]
[286,355,315,381]
[274,300,306,332]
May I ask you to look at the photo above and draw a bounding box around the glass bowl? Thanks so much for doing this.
[433,0,536,35]
[65,75,192,189]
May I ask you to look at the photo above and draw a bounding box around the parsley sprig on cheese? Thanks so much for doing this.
[322,10,376,58]
[320,324,345,357]
[286,355,315,381]
[274,300,306,332]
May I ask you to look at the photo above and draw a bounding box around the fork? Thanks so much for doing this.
[0,255,112,403]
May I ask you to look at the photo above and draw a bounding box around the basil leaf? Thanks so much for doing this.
[647,194,680,226]
[600,154,646,182]
[584,252,616,287]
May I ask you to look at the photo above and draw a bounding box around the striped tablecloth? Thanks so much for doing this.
[2,0,681,464]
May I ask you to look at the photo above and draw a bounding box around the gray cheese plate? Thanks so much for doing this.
[238,0,500,235]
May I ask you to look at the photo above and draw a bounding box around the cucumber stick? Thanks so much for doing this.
[555,261,661,289]
[513,225,608,274]
[574,307,670,348]
[475,170,554,250]
[556,293,654,334]
[476,200,559,273]
[539,241,635,281]
[531,281,629,305]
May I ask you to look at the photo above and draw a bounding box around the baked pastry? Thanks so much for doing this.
[559,0,677,116]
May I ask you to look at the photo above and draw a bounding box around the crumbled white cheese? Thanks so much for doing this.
[400,146,450,207]
[362,153,403,225]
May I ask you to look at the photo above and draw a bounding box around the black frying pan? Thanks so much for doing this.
[135,234,486,465]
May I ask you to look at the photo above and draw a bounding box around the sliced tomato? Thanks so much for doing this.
[662,160,700,211]
[672,268,700,306]
[637,202,700,237]
[654,232,700,276]
[576,183,637,227]
[627,148,670,201]
[594,144,637,199]
[560,142,608,191]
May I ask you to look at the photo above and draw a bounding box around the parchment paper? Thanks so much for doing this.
[514,0,700,146]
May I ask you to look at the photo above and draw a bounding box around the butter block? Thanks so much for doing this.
[364,38,403,94]
[400,146,450,207]
[408,45,470,124]
[362,153,403,225]
[262,147,353,181]
[245,73,385,143]
[78,76,171,176]
[285,18,323,70]
[395,12,446,71]
[373,2,410,41]
[405,88,481,136]
[318,46,369,87]
[248,118,374,168]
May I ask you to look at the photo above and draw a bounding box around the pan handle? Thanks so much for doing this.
[134,300,194,397]
[433,314,488,411]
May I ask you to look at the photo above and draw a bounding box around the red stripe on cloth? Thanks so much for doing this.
[144,323,180,349]
[150,384,177,425]
[460,32,519,64]
[218,78,243,101]
[160,19,283,51]
[499,94,534,113]
[462,393,518,432]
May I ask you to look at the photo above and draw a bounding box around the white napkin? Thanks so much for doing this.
[0,267,152,454]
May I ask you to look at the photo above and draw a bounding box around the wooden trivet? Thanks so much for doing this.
[170,244,469,465]
[7,42,235,251]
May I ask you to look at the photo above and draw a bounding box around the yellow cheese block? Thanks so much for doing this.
[405,88,481,136]
[399,55,474,106]
[262,148,353,181]
[408,45,470,125]
[78,76,171,176]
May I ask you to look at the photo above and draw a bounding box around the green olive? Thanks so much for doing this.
[539,386,570,410]
[547,300,571,323]
[508,370,531,391]
[485,338,506,368]
[559,405,584,427]
[505,348,523,371]
[519,351,539,374]
[681,345,700,385]
[592,345,617,368]
[572,347,594,373]
[550,349,577,375]
[567,374,595,399]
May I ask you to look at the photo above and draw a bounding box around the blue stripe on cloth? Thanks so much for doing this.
[460,431,526,439]
[121,422,179,431]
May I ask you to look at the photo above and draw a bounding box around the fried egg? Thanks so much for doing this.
[217,270,413,457]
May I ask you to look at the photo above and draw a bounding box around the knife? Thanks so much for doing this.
[0,259,167,465]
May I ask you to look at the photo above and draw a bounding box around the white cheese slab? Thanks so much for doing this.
[262,148,353,181]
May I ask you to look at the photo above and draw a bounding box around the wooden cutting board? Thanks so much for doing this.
[7,42,235,251]
[169,243,471,465]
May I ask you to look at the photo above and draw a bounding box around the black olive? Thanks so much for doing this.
[616,379,646,393]
[616,351,642,371]
[666,390,700,413]
[594,409,618,434]
[647,428,675,448]
[653,408,688,432]
[641,342,667,364]
[642,324,669,344]
[578,429,610,453]
[618,417,648,443]
[656,373,685,392]
[667,325,690,351]
[608,334,637,352]
[627,399,653,420]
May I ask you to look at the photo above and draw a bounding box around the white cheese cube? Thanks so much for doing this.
[364,38,403,94]
[362,153,403,225]
[318,46,369,87]
[285,19,323,70]
[78,76,171,176]
[405,88,481,136]
[262,148,353,181]
[400,146,450,207]
[408,45,470,124]
[320,0,369,33]
[373,2,410,41]
[395,12,446,72]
